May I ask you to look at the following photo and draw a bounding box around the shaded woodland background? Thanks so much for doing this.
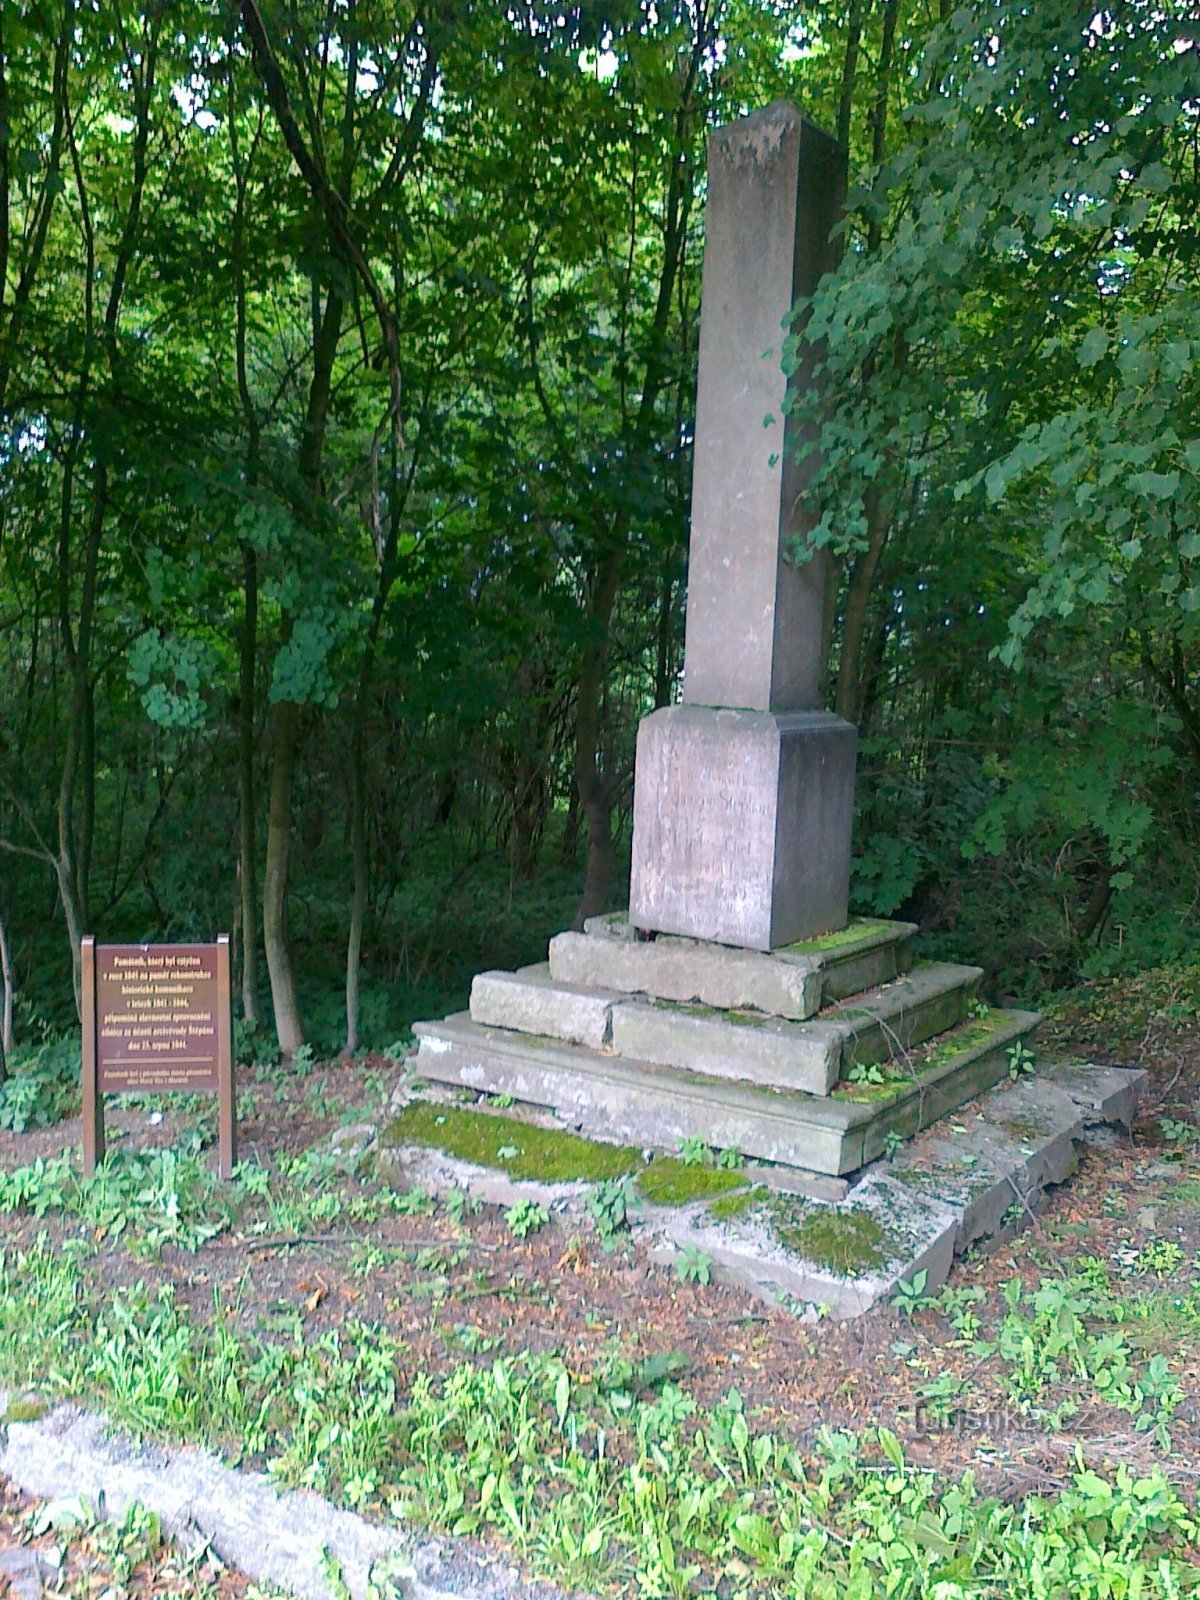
[0,0,1196,1064]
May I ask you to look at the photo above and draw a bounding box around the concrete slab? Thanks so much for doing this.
[469,964,619,1049]
[1044,1060,1150,1128]
[413,1007,1041,1176]
[656,1170,958,1319]
[552,917,917,1020]
[606,963,980,1095]
[644,1062,1147,1316]
[610,999,838,1095]
[548,929,823,1020]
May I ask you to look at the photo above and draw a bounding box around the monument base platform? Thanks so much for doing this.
[629,706,857,950]
[411,916,1042,1179]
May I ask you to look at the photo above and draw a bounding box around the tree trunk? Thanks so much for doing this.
[346,624,382,1057]
[0,904,13,1077]
[573,545,624,926]
[238,541,262,1023]
[835,484,889,723]
[653,546,679,709]
[263,696,304,1053]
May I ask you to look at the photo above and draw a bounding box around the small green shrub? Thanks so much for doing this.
[0,1036,80,1131]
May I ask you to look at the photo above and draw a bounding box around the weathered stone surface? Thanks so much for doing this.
[1044,1060,1150,1128]
[564,915,918,1013]
[608,962,980,1093]
[629,704,856,949]
[611,999,838,1095]
[855,1010,1041,1167]
[469,964,618,1049]
[681,103,846,715]
[640,1061,1143,1316]
[548,929,823,1020]
[657,1171,958,1319]
[832,962,982,1069]
[582,912,640,942]
[0,1401,570,1600]
[415,1015,852,1172]
[893,1078,1085,1250]
[413,1007,1041,1176]
[813,922,917,999]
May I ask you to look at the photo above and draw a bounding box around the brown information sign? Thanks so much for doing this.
[82,935,236,1177]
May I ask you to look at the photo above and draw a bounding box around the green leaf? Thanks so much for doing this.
[1077,328,1109,368]
[1128,470,1179,500]
[878,1426,905,1471]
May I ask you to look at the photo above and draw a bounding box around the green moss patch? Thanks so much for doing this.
[706,1185,901,1277]
[778,1206,895,1277]
[636,1159,748,1207]
[383,1102,640,1183]
[779,919,898,957]
[708,1184,771,1222]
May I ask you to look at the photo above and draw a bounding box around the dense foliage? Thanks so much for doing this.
[0,0,1196,1057]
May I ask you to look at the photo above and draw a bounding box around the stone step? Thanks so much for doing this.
[412,1006,1040,1176]
[607,961,981,1096]
[651,1063,1148,1318]
[469,964,619,1049]
[551,915,916,1023]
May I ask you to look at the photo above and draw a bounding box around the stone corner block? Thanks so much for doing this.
[629,703,856,951]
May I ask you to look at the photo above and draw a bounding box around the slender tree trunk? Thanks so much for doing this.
[835,484,889,723]
[346,610,385,1056]
[0,904,13,1076]
[573,544,624,925]
[653,547,679,709]
[230,84,263,1026]
[238,542,261,1023]
[263,695,304,1053]
[836,0,865,152]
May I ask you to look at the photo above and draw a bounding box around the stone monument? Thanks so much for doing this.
[630,103,855,951]
[409,103,1042,1185]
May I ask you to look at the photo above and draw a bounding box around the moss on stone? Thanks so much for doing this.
[636,1158,749,1207]
[705,1185,899,1277]
[708,1184,771,1222]
[830,1010,1017,1103]
[777,1206,895,1277]
[779,918,898,957]
[383,1102,640,1183]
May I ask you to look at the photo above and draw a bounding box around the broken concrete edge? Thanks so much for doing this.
[0,1395,579,1600]
[647,1063,1149,1318]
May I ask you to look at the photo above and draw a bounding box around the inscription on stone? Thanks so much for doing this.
[630,707,779,949]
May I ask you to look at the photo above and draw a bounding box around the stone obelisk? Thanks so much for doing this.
[629,103,856,951]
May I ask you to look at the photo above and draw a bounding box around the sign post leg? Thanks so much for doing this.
[80,936,104,1175]
[216,934,237,1178]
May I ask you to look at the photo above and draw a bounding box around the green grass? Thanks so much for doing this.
[383,1102,640,1183]
[1,1236,1196,1600]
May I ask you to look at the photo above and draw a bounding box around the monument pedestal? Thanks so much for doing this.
[629,706,856,951]
[408,103,1047,1195]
